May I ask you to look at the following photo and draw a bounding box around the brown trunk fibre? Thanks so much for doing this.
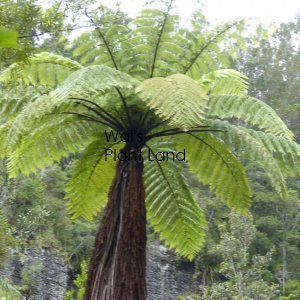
[84,155,147,300]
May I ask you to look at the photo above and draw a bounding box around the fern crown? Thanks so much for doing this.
[1,2,299,260]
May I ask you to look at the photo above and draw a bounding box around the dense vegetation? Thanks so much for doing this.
[1,1,300,299]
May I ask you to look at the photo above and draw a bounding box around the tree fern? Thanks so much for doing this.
[0,85,45,120]
[1,3,300,299]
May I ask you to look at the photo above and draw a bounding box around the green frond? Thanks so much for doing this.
[175,133,252,212]
[73,39,97,58]
[0,85,46,120]
[125,8,183,78]
[0,277,24,299]
[144,141,207,260]
[66,138,124,220]
[2,94,63,152]
[183,21,243,77]
[51,65,139,101]
[200,69,249,95]
[93,53,116,68]
[105,24,129,37]
[80,48,102,65]
[209,119,289,199]
[0,121,12,158]
[7,116,99,177]
[208,95,294,139]
[238,128,300,177]
[136,74,208,128]
[0,52,83,87]
[70,19,129,69]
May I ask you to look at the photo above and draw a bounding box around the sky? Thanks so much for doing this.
[202,0,300,24]
[108,0,300,24]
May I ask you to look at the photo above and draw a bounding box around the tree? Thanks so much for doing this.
[1,2,300,300]
[201,212,279,300]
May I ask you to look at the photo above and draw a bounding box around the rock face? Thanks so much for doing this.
[1,246,67,300]
[2,242,195,299]
[25,246,67,300]
[146,242,196,299]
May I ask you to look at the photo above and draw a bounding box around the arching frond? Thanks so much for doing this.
[183,20,246,78]
[200,69,249,95]
[7,115,100,177]
[0,85,45,120]
[136,74,208,128]
[51,65,139,102]
[236,127,300,177]
[175,133,252,212]
[66,138,124,220]
[144,141,207,260]
[0,52,83,87]
[1,94,67,154]
[208,95,294,139]
[209,119,289,199]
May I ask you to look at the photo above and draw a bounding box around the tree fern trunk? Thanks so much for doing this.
[84,153,147,300]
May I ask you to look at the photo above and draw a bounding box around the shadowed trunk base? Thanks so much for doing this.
[84,155,147,300]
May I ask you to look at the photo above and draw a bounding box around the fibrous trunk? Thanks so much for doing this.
[84,154,147,300]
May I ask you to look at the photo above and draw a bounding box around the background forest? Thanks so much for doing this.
[1,0,300,299]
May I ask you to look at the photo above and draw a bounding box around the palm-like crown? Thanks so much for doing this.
[1,5,299,260]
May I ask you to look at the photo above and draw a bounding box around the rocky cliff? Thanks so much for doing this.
[2,242,196,299]
[146,242,196,299]
[1,246,67,300]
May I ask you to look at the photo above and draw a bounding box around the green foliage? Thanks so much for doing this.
[50,64,139,100]
[0,278,23,300]
[200,69,249,95]
[201,212,279,300]
[20,260,44,296]
[65,260,87,300]
[210,120,291,200]
[0,0,68,66]
[236,16,300,138]
[0,26,20,48]
[0,213,10,267]
[280,280,300,299]
[208,95,294,139]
